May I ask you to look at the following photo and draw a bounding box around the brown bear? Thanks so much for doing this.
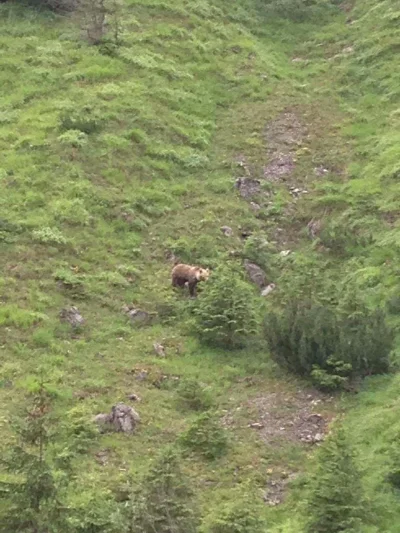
[171,263,210,297]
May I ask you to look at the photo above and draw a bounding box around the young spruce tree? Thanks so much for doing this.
[306,426,365,533]
[128,447,198,533]
[0,380,71,533]
[194,264,260,349]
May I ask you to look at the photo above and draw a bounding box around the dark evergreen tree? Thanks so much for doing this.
[0,381,71,533]
[194,264,260,349]
[306,426,365,533]
[128,448,198,533]
[265,298,393,390]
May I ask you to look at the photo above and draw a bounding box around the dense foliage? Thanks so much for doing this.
[305,426,365,533]
[200,485,267,533]
[0,0,400,531]
[194,264,261,349]
[265,299,393,390]
[128,448,198,533]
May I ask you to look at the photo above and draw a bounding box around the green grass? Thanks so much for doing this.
[0,0,400,530]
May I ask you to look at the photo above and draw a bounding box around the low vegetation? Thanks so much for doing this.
[0,0,399,531]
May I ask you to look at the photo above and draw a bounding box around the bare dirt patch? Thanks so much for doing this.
[263,111,307,182]
[222,386,335,447]
[263,471,299,506]
[248,388,334,446]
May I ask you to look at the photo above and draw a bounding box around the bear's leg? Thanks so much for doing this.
[188,281,197,297]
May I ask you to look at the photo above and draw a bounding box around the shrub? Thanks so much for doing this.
[242,233,276,275]
[180,412,228,460]
[54,268,86,298]
[0,381,72,533]
[200,485,267,533]
[194,264,260,349]
[305,426,365,533]
[32,226,68,245]
[261,0,334,22]
[59,105,103,135]
[176,379,213,411]
[27,0,77,10]
[265,299,393,390]
[58,129,88,148]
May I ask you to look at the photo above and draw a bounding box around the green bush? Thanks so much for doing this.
[242,234,276,276]
[194,264,260,349]
[129,448,199,533]
[176,379,213,411]
[200,485,267,533]
[180,413,228,460]
[261,0,334,22]
[265,299,393,390]
[305,426,365,533]
[32,226,68,245]
[58,129,88,148]
[59,105,103,135]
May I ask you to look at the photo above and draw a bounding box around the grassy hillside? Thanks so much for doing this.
[0,0,399,530]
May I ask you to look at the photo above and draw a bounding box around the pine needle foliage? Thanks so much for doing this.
[0,381,71,533]
[265,298,393,390]
[128,448,199,533]
[194,264,260,349]
[305,426,365,533]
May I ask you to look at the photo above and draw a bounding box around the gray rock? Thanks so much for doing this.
[249,422,264,429]
[261,283,276,297]
[235,177,261,199]
[313,432,324,443]
[59,306,84,328]
[127,393,141,402]
[244,260,267,288]
[94,403,140,434]
[153,342,166,358]
[279,250,291,257]
[135,370,149,381]
[250,201,261,211]
[122,305,152,326]
[221,225,233,237]
[307,219,322,240]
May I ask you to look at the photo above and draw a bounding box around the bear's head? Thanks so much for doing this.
[195,267,210,282]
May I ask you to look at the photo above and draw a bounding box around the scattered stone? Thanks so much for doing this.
[220,225,233,237]
[249,422,264,429]
[95,449,109,466]
[59,306,84,328]
[122,305,151,326]
[292,57,305,63]
[127,393,141,402]
[342,45,354,54]
[314,165,329,177]
[263,472,298,506]
[165,250,179,263]
[233,154,252,176]
[239,227,252,240]
[279,250,291,257]
[307,219,322,240]
[314,432,324,443]
[135,370,149,381]
[244,260,267,288]
[261,283,276,297]
[153,342,166,358]
[249,201,261,211]
[94,403,140,434]
[235,177,261,199]
[264,154,296,181]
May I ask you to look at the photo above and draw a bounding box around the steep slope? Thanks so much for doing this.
[0,0,399,530]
